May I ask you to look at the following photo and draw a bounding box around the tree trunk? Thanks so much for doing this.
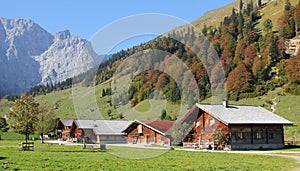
[25,133,29,143]
[41,133,44,144]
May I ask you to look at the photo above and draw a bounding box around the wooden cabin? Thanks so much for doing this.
[72,120,132,144]
[56,119,73,141]
[182,102,293,150]
[123,120,175,146]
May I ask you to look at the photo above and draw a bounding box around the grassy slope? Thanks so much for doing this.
[0,80,182,121]
[257,0,298,33]
[191,0,240,29]
[0,140,298,170]
[192,0,299,31]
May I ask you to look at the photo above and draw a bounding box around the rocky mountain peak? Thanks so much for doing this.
[0,17,98,97]
[54,30,71,41]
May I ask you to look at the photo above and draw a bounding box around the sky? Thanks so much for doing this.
[0,0,235,53]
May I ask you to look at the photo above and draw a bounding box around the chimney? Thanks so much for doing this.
[94,120,98,127]
[223,100,228,108]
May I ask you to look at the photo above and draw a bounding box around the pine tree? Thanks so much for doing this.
[202,24,208,36]
[263,19,273,32]
[239,0,243,12]
[238,13,244,38]
[102,89,106,97]
[160,109,167,120]
[258,0,262,8]
[269,36,279,63]
[285,0,292,11]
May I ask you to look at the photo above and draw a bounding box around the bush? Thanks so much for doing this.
[285,83,300,95]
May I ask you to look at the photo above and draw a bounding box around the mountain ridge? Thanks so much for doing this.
[0,17,99,97]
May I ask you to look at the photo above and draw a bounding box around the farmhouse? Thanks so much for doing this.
[123,120,175,146]
[70,120,132,144]
[56,119,73,141]
[182,102,293,150]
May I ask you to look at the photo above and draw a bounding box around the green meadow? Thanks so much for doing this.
[0,135,298,171]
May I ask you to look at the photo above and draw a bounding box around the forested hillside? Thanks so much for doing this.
[29,0,300,107]
[98,0,300,104]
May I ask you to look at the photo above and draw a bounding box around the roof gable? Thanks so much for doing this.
[123,120,175,136]
[59,119,73,127]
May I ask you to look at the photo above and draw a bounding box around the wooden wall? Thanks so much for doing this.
[126,124,170,145]
[184,111,229,144]
[231,124,284,150]
[97,135,127,144]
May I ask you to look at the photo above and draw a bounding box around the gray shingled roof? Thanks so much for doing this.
[75,120,133,135]
[196,103,293,125]
[60,119,73,126]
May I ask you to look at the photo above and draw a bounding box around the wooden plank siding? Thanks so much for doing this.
[97,135,127,144]
[183,111,229,145]
[126,123,170,145]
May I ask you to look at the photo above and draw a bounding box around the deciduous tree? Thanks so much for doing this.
[286,53,300,83]
[35,101,55,143]
[8,94,39,143]
[0,118,8,132]
[171,122,190,145]
[226,61,254,93]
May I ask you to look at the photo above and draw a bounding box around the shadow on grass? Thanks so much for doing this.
[0,157,7,160]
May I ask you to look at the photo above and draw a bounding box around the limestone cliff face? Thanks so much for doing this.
[34,30,98,85]
[0,17,99,96]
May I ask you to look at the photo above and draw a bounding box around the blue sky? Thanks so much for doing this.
[0,0,234,53]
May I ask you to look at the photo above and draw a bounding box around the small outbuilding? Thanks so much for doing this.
[123,120,175,146]
[182,102,293,150]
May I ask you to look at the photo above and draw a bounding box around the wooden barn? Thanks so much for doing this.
[71,120,132,144]
[182,102,293,150]
[123,120,175,146]
[56,119,73,141]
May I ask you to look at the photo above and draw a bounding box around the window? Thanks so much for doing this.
[269,132,274,139]
[236,132,245,140]
[209,119,215,126]
[138,124,143,134]
[255,131,264,140]
[196,121,200,128]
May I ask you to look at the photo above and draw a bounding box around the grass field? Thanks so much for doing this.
[0,137,298,171]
